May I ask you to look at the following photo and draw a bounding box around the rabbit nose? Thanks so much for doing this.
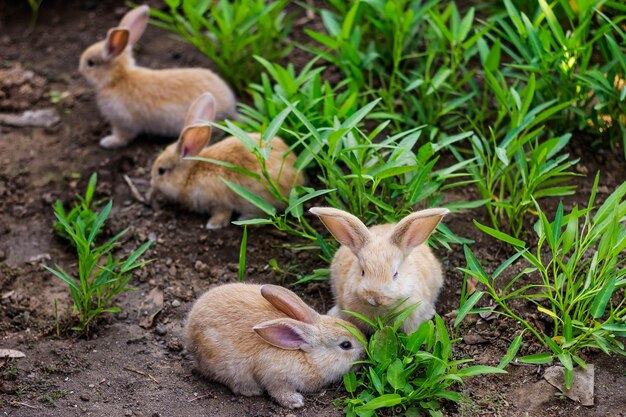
[367,296,378,307]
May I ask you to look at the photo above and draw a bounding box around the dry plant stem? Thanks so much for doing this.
[124,366,160,384]
[123,174,148,205]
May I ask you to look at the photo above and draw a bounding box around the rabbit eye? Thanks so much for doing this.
[86,59,95,67]
[158,167,167,176]
[393,271,399,280]
[361,269,365,277]
[339,341,353,350]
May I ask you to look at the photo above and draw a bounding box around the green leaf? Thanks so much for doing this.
[221,179,276,216]
[238,226,247,282]
[370,327,399,364]
[344,371,358,394]
[517,353,553,365]
[590,277,616,319]
[456,365,507,377]
[455,290,484,328]
[473,220,526,247]
[498,332,524,369]
[368,367,384,396]
[356,394,403,411]
[386,359,406,391]
[461,245,489,285]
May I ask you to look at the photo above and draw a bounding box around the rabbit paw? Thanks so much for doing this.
[206,208,232,229]
[271,390,304,409]
[100,134,131,148]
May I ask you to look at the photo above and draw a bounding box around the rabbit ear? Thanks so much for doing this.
[103,29,129,60]
[260,285,319,324]
[309,207,370,255]
[119,5,150,45]
[185,93,217,127]
[390,208,449,254]
[253,319,313,350]
[177,125,212,158]
[177,93,216,157]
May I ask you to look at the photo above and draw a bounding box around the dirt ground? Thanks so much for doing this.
[0,1,625,416]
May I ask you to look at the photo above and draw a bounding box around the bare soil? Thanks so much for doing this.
[0,1,625,417]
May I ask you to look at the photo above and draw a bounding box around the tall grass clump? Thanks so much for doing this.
[457,175,626,388]
[305,0,486,135]
[151,0,294,93]
[452,73,580,238]
[45,176,152,331]
[193,101,475,280]
[489,0,626,156]
[340,304,506,416]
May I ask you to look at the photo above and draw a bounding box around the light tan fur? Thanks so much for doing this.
[310,207,449,335]
[78,5,237,148]
[185,283,365,409]
[149,93,303,228]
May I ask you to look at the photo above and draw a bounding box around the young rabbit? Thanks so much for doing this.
[309,207,449,335]
[149,93,303,229]
[78,5,237,148]
[185,283,365,409]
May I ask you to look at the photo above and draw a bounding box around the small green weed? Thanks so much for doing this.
[53,173,100,243]
[457,174,626,388]
[339,304,506,416]
[45,177,152,332]
[452,74,579,238]
[240,57,365,139]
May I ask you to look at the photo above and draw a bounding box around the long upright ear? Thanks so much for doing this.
[177,126,212,158]
[260,285,319,324]
[119,5,150,45]
[309,207,370,255]
[390,208,449,254]
[253,318,314,350]
[177,93,216,158]
[184,93,217,127]
[103,29,129,60]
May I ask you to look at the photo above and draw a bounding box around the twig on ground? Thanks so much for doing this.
[188,392,217,402]
[123,175,148,205]
[124,366,160,384]
[10,401,39,409]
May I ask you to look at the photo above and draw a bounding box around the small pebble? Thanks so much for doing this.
[171,300,181,308]
[80,394,90,402]
[155,324,167,336]
[148,232,157,242]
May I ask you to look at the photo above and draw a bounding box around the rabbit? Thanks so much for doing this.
[309,207,449,335]
[78,5,237,148]
[148,92,303,229]
[185,283,365,409]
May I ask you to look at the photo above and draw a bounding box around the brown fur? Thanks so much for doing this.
[150,94,303,229]
[78,5,237,148]
[310,207,449,335]
[185,283,365,409]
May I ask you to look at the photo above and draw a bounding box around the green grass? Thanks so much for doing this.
[53,173,101,243]
[151,0,294,93]
[148,1,626,411]
[45,176,152,332]
[200,101,475,281]
[457,174,626,389]
[339,304,506,416]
